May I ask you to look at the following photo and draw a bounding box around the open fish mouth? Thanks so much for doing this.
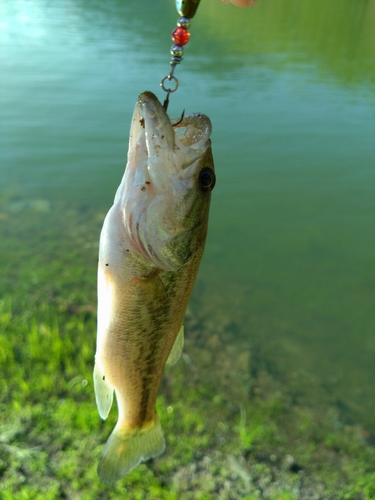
[128,92,212,186]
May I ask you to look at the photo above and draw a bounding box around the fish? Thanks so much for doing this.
[94,91,215,484]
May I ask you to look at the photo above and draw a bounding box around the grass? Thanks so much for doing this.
[0,200,375,498]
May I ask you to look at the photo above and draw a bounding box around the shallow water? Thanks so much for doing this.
[1,0,375,436]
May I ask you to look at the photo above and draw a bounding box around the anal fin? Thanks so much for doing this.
[93,363,114,420]
[166,324,184,366]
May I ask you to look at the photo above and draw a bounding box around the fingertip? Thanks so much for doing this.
[228,0,258,7]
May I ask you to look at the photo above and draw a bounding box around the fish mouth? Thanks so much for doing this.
[128,92,212,187]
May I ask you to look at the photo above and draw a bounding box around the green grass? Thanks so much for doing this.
[1,202,375,498]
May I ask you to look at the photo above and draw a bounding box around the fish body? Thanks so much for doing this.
[94,91,215,484]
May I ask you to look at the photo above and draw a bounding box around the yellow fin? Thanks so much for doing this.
[98,416,165,484]
[93,363,114,420]
[166,324,184,366]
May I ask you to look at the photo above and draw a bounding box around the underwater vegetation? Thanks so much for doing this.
[0,200,375,498]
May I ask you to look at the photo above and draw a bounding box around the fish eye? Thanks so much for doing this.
[199,167,216,192]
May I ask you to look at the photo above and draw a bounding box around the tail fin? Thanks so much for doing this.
[98,416,165,484]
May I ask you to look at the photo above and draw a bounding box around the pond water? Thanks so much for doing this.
[1,0,375,438]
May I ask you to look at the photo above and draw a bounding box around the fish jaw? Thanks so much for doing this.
[118,91,214,271]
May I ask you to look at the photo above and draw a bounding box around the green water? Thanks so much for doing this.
[1,0,374,440]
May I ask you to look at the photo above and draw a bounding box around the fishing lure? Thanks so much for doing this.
[160,0,202,111]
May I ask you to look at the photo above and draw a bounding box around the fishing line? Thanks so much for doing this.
[160,0,202,112]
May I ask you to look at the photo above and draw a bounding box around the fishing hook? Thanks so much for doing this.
[172,109,185,127]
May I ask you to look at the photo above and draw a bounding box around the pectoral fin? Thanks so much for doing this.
[166,324,184,366]
[93,363,114,420]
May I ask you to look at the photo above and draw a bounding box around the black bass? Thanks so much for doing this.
[94,91,215,484]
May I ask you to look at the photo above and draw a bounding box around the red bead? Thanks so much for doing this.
[171,27,190,46]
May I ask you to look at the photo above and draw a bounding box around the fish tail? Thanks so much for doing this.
[98,415,165,484]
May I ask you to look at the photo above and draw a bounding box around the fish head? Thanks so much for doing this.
[119,91,215,271]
